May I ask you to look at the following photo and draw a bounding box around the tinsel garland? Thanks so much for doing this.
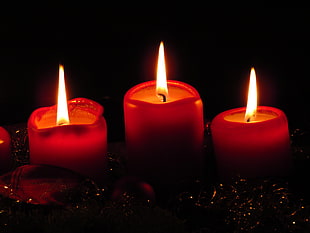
[0,123,310,233]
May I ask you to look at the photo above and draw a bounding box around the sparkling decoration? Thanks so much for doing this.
[5,123,30,168]
[172,177,310,233]
[111,175,156,204]
[0,122,310,232]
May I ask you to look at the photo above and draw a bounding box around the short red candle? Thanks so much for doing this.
[124,81,204,187]
[211,68,292,181]
[28,98,108,184]
[28,65,107,185]
[211,106,292,180]
[0,126,12,174]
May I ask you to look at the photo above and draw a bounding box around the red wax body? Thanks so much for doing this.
[28,98,108,185]
[124,80,205,189]
[211,106,292,181]
[0,127,12,174]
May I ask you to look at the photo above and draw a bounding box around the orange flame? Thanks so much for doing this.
[56,64,70,125]
[245,67,257,122]
[156,41,168,102]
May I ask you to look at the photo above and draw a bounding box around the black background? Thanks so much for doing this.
[1,7,310,142]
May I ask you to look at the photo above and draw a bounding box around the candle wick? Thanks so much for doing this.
[57,120,69,126]
[158,93,167,102]
[246,114,256,122]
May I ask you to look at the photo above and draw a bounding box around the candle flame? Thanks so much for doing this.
[245,67,257,122]
[156,41,168,102]
[56,64,70,125]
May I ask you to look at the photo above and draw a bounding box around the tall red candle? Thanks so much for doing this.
[0,126,12,174]
[211,68,292,181]
[28,65,108,185]
[124,42,205,189]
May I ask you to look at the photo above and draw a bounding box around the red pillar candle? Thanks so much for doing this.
[124,42,205,189]
[211,68,292,181]
[28,65,108,185]
[0,126,12,174]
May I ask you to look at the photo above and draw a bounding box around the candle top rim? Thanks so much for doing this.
[124,80,201,104]
[212,106,287,125]
[28,97,104,130]
[224,109,278,123]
